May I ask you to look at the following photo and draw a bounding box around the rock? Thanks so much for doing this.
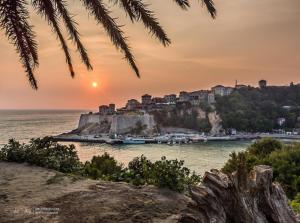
[1,162,296,223]
[189,165,297,223]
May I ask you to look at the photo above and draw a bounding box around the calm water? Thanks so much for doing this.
[0,110,250,174]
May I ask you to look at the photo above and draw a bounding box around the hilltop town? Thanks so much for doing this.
[97,80,259,116]
[53,80,300,144]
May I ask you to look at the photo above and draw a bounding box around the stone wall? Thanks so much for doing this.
[110,113,156,135]
[77,113,157,135]
[78,114,113,129]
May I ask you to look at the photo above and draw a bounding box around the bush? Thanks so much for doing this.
[124,155,154,185]
[151,156,201,192]
[0,137,82,173]
[83,154,201,192]
[248,138,282,158]
[222,138,300,199]
[83,152,123,180]
[1,138,201,192]
[123,156,201,192]
[0,139,26,162]
[290,193,300,214]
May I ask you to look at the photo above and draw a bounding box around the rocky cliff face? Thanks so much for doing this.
[183,165,297,223]
[76,113,157,135]
[208,111,222,135]
[110,113,156,135]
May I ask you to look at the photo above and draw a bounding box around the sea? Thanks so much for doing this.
[0,110,250,174]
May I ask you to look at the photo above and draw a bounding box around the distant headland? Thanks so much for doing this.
[53,80,300,144]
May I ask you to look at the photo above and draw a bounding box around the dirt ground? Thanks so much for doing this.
[0,162,200,223]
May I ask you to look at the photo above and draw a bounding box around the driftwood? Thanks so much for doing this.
[181,165,297,223]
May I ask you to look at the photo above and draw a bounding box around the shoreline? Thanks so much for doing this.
[52,133,300,145]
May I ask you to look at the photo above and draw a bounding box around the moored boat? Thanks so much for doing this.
[123,138,146,144]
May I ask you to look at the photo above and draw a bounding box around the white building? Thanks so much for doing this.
[211,85,234,96]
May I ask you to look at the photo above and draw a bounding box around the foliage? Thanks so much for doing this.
[0,137,82,173]
[121,155,201,192]
[0,138,201,192]
[150,156,201,192]
[151,107,212,133]
[83,152,123,181]
[82,154,201,192]
[290,193,300,214]
[0,0,216,89]
[215,85,300,132]
[222,138,300,199]
[247,138,282,158]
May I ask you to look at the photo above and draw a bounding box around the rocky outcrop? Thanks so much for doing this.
[110,113,156,135]
[208,111,222,135]
[0,163,296,223]
[185,165,297,223]
[76,113,157,135]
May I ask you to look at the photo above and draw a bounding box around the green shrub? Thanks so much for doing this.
[83,154,201,192]
[264,144,300,198]
[248,138,282,158]
[126,155,154,184]
[0,139,26,162]
[0,137,81,173]
[123,156,201,192]
[151,156,201,192]
[1,138,201,192]
[290,193,300,214]
[83,153,123,180]
[222,138,300,199]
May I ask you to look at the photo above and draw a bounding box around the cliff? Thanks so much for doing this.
[0,162,296,223]
[76,113,157,135]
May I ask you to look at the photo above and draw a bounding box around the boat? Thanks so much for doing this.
[123,137,146,144]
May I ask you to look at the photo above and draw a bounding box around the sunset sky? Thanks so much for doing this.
[0,0,299,109]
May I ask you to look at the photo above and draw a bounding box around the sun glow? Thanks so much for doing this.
[92,81,98,88]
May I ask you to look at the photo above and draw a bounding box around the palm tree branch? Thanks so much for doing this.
[110,0,136,21]
[116,0,171,46]
[32,0,75,77]
[173,0,190,10]
[51,0,93,70]
[81,0,139,77]
[0,0,38,89]
[201,0,216,19]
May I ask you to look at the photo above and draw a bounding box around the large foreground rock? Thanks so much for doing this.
[188,165,297,223]
[0,162,200,223]
[0,162,297,223]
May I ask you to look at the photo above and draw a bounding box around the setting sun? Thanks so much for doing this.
[92,82,98,88]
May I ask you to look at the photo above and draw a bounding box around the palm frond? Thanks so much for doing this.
[1,0,216,89]
[81,0,139,77]
[173,0,190,10]
[0,0,38,89]
[32,0,75,77]
[110,0,135,21]
[116,0,171,46]
[201,0,216,19]
[52,0,93,70]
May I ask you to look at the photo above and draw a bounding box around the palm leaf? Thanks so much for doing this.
[52,0,93,70]
[116,0,171,46]
[82,0,139,77]
[201,0,216,19]
[1,0,216,89]
[32,0,75,77]
[0,0,38,89]
[173,0,190,10]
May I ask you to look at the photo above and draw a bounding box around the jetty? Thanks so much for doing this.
[52,133,263,145]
